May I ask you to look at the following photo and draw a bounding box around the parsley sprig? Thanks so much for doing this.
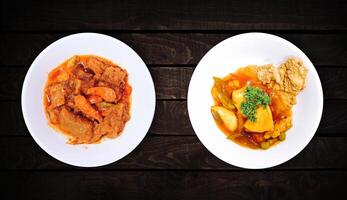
[240,86,270,122]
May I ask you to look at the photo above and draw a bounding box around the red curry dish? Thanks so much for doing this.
[44,55,132,144]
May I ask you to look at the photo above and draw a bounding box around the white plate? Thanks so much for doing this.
[188,32,323,169]
[22,33,156,167]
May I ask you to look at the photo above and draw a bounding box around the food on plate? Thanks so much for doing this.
[44,55,132,144]
[211,58,307,149]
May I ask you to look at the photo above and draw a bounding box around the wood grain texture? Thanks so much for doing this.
[1,170,346,200]
[0,136,346,170]
[1,66,346,101]
[1,0,346,198]
[1,0,347,31]
[1,33,347,66]
[0,100,346,136]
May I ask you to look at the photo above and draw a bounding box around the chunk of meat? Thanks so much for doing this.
[82,57,107,76]
[100,66,127,87]
[74,95,102,122]
[55,70,70,83]
[94,103,129,140]
[71,64,94,80]
[58,108,93,144]
[47,67,70,84]
[72,79,82,94]
[47,108,60,124]
[86,87,116,102]
[80,78,96,94]
[47,82,66,109]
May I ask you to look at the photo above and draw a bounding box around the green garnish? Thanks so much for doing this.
[240,86,270,122]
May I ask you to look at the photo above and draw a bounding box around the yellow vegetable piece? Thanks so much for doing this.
[232,87,246,111]
[211,106,238,132]
[244,106,274,132]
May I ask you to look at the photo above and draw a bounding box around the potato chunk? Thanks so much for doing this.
[83,57,107,76]
[47,82,66,109]
[244,106,274,132]
[211,106,238,132]
[94,103,129,140]
[232,87,246,111]
[58,108,93,144]
[100,67,127,87]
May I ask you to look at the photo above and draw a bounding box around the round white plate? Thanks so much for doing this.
[22,33,156,167]
[188,32,323,169]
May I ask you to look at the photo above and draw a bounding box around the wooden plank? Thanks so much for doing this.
[0,136,346,170]
[1,0,346,31]
[151,67,192,99]
[0,100,346,136]
[1,170,346,200]
[0,67,27,101]
[1,66,346,101]
[1,33,347,66]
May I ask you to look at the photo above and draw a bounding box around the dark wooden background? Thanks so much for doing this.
[1,0,347,199]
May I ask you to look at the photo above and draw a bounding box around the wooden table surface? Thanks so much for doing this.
[1,0,347,199]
